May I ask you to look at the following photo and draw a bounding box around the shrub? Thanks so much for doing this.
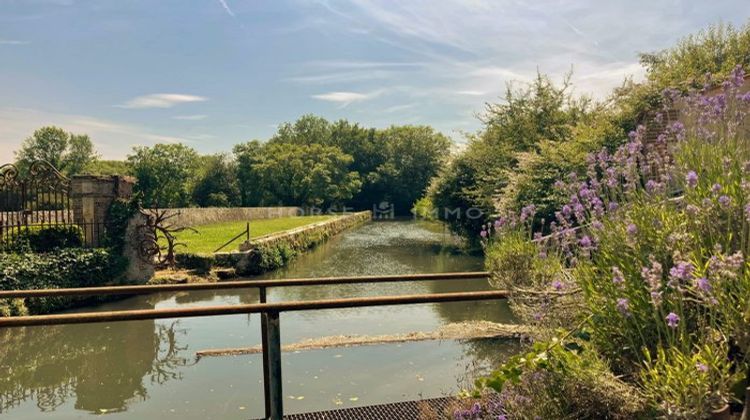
[471,333,650,419]
[1,225,83,253]
[479,68,750,417]
[0,248,127,315]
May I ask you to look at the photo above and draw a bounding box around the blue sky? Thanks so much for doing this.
[1,0,748,162]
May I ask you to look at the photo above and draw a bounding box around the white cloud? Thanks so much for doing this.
[217,0,235,17]
[173,114,208,120]
[0,107,188,162]
[0,39,30,45]
[117,93,208,109]
[311,90,382,106]
[454,90,488,96]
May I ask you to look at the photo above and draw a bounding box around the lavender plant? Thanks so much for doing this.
[478,66,750,417]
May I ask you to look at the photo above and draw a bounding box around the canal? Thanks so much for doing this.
[0,220,519,419]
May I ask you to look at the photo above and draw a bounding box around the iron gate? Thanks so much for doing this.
[0,160,98,247]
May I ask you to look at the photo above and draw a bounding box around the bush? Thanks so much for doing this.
[0,248,127,315]
[1,225,83,253]
[470,333,650,419]
[479,68,750,417]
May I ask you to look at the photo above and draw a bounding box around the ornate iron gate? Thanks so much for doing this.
[0,161,79,246]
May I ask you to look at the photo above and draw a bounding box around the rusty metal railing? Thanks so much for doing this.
[0,271,502,420]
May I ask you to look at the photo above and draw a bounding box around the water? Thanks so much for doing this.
[0,221,519,419]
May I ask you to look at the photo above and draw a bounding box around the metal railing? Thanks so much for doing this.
[214,221,250,253]
[0,271,504,420]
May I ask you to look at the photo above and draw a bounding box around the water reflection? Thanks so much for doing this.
[0,221,518,418]
[0,301,190,414]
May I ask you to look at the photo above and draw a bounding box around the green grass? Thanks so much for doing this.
[170,215,336,254]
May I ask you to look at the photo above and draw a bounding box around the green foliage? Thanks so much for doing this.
[411,196,436,220]
[14,126,99,176]
[430,137,514,239]
[476,330,649,419]
[233,140,265,206]
[127,143,199,208]
[641,343,741,418]
[3,225,84,253]
[640,21,750,90]
[372,125,451,213]
[430,72,592,237]
[84,159,132,176]
[482,72,591,153]
[191,154,240,207]
[0,248,127,315]
[252,142,362,208]
[104,197,141,253]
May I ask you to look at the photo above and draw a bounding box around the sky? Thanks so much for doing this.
[1,0,749,162]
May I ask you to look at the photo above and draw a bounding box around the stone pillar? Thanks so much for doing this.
[71,175,135,246]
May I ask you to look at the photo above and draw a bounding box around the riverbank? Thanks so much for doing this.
[175,211,371,276]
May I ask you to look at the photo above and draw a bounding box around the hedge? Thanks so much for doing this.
[0,248,127,315]
[1,225,84,253]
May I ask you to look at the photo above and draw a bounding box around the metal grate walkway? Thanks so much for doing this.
[279,397,456,419]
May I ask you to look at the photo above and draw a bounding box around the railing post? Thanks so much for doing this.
[259,286,272,419]
[266,310,283,420]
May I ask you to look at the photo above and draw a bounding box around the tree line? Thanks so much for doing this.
[12,116,450,214]
[423,20,750,240]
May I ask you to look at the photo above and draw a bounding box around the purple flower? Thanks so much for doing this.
[685,171,698,188]
[494,218,504,229]
[666,312,680,328]
[645,179,658,193]
[471,402,481,415]
[552,280,564,291]
[695,277,711,293]
[608,202,619,212]
[579,235,593,248]
[712,183,722,194]
[520,204,536,222]
[626,223,638,237]
[696,363,708,373]
[669,261,694,284]
[650,291,663,306]
[718,195,731,207]
[480,230,488,239]
[616,298,630,317]
[592,220,604,230]
[612,267,625,285]
[497,415,508,420]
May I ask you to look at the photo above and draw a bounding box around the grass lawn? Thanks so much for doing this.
[171,215,336,254]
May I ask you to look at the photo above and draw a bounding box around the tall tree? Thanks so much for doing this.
[14,126,98,175]
[127,143,199,208]
[252,143,361,208]
[191,154,240,207]
[374,125,451,214]
[233,140,265,206]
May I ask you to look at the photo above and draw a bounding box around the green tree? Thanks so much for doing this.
[233,140,265,206]
[252,143,361,208]
[127,143,199,208]
[373,125,451,214]
[191,154,240,207]
[84,160,132,176]
[14,126,98,175]
[639,21,750,90]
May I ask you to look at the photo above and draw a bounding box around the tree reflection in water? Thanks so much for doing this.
[0,304,191,415]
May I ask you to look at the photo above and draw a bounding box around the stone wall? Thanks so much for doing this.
[151,206,303,228]
[215,211,371,275]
